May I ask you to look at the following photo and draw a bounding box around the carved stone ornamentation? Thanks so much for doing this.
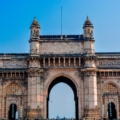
[97,60,120,68]
[3,61,27,68]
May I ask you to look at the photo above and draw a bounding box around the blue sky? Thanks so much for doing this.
[0,0,120,118]
[0,0,120,53]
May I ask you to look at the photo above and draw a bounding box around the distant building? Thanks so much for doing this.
[0,17,119,120]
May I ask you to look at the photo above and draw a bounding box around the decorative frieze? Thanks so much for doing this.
[27,68,49,81]
[2,61,27,68]
[97,60,120,68]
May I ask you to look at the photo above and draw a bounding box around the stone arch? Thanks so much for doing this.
[102,82,119,95]
[46,74,79,119]
[6,83,22,95]
[45,73,79,97]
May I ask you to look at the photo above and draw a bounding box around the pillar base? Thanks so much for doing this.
[84,108,100,120]
[27,109,42,119]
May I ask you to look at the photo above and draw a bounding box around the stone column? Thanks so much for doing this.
[27,58,43,119]
[82,57,100,119]
[27,72,44,119]
[84,71,99,119]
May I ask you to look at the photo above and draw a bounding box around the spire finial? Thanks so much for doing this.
[34,16,36,20]
[87,16,89,20]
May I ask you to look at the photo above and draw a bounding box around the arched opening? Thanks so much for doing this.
[108,102,116,119]
[8,103,17,120]
[88,29,90,34]
[6,83,22,95]
[102,83,118,119]
[49,83,75,118]
[34,30,36,34]
[103,83,118,95]
[91,30,93,34]
[47,76,78,119]
[37,30,39,35]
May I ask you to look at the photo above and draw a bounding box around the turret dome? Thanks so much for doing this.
[30,17,40,28]
[83,16,93,28]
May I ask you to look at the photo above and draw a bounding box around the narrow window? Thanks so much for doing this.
[91,30,93,34]
[88,29,90,34]
[37,30,39,35]
[34,30,36,34]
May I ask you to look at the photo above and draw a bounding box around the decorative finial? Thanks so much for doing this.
[34,16,36,20]
[87,16,89,20]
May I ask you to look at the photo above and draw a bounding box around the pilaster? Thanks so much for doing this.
[27,57,44,119]
[81,55,100,119]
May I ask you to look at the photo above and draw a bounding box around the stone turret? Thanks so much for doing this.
[83,16,94,54]
[27,18,42,119]
[83,16,93,37]
[30,17,40,38]
[82,17,99,119]
[29,17,40,55]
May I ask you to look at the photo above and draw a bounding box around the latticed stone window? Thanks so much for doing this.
[6,83,22,95]
[103,83,118,95]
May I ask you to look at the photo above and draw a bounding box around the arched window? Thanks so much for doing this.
[91,30,93,34]
[88,29,90,34]
[6,83,22,95]
[37,30,39,35]
[34,30,36,34]
[103,83,118,95]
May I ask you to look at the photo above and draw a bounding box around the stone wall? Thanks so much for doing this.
[40,42,83,54]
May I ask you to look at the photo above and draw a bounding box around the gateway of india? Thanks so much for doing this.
[0,17,120,120]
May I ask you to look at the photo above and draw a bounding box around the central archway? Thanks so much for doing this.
[47,76,78,119]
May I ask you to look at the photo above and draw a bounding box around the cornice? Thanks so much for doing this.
[81,67,97,72]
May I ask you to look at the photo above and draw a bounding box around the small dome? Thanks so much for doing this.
[83,16,93,28]
[30,17,40,28]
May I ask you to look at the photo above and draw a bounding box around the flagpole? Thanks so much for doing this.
[61,7,62,37]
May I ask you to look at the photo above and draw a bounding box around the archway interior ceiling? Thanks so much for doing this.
[48,76,77,101]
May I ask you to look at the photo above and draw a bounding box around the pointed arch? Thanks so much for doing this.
[46,73,79,96]
[46,75,79,119]
[6,83,22,95]
[103,82,119,95]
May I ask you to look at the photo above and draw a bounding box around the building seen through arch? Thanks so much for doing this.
[0,17,120,119]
